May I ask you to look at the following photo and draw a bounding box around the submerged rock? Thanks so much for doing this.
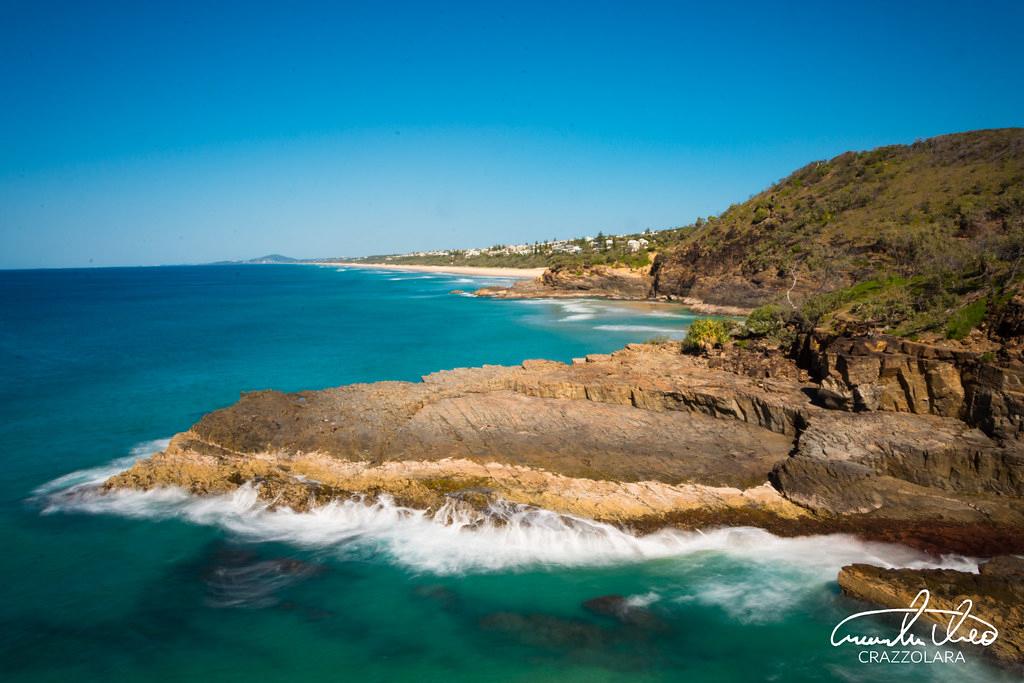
[479,611,610,650]
[582,594,665,631]
[199,545,323,609]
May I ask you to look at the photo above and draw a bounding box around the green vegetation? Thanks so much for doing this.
[946,299,988,340]
[684,319,731,352]
[657,128,1024,341]
[742,304,797,346]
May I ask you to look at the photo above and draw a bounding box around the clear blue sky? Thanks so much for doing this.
[1,1,1022,268]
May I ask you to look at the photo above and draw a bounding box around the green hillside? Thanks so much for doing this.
[652,128,1024,340]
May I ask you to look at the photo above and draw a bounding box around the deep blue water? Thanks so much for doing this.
[0,265,1011,682]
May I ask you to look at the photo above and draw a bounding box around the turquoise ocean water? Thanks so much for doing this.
[0,265,1011,682]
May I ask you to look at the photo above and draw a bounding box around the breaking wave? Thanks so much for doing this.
[32,438,171,496]
[646,311,693,319]
[557,302,598,322]
[594,324,685,337]
[37,453,978,577]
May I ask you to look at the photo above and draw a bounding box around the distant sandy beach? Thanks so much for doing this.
[316,262,545,279]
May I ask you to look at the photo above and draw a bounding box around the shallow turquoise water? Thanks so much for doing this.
[0,265,1011,682]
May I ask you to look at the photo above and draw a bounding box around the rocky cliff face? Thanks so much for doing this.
[103,340,1024,555]
[800,333,1024,443]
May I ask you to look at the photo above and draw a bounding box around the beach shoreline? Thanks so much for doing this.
[314,261,545,279]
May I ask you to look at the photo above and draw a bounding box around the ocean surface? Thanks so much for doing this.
[0,265,1011,682]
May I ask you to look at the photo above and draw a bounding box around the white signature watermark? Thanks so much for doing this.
[831,589,998,664]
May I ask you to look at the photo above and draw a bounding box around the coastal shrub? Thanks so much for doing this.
[946,298,987,339]
[684,319,731,352]
[744,305,787,338]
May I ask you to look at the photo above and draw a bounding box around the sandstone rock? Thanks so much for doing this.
[772,409,1024,525]
[803,335,1014,432]
[475,265,651,300]
[102,341,1024,556]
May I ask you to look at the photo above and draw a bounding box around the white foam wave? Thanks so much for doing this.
[625,591,661,608]
[594,324,685,336]
[667,531,978,624]
[40,480,977,578]
[513,298,559,305]
[32,438,171,495]
[646,311,692,319]
[557,302,598,322]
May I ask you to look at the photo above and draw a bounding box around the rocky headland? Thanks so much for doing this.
[105,334,1024,556]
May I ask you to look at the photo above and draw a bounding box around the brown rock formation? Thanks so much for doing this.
[104,341,1024,555]
[474,264,652,301]
[801,333,1024,442]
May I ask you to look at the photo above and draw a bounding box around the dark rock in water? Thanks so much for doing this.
[837,557,1024,669]
[582,594,665,630]
[413,584,462,611]
[479,611,610,650]
[202,549,322,609]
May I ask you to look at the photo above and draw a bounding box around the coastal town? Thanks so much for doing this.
[337,225,700,269]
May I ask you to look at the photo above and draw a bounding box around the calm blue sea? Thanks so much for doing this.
[0,265,1010,682]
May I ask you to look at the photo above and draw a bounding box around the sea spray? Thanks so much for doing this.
[31,438,171,496]
[38,452,978,578]
[558,302,598,321]
[594,324,687,337]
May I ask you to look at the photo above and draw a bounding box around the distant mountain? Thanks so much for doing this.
[208,254,302,265]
